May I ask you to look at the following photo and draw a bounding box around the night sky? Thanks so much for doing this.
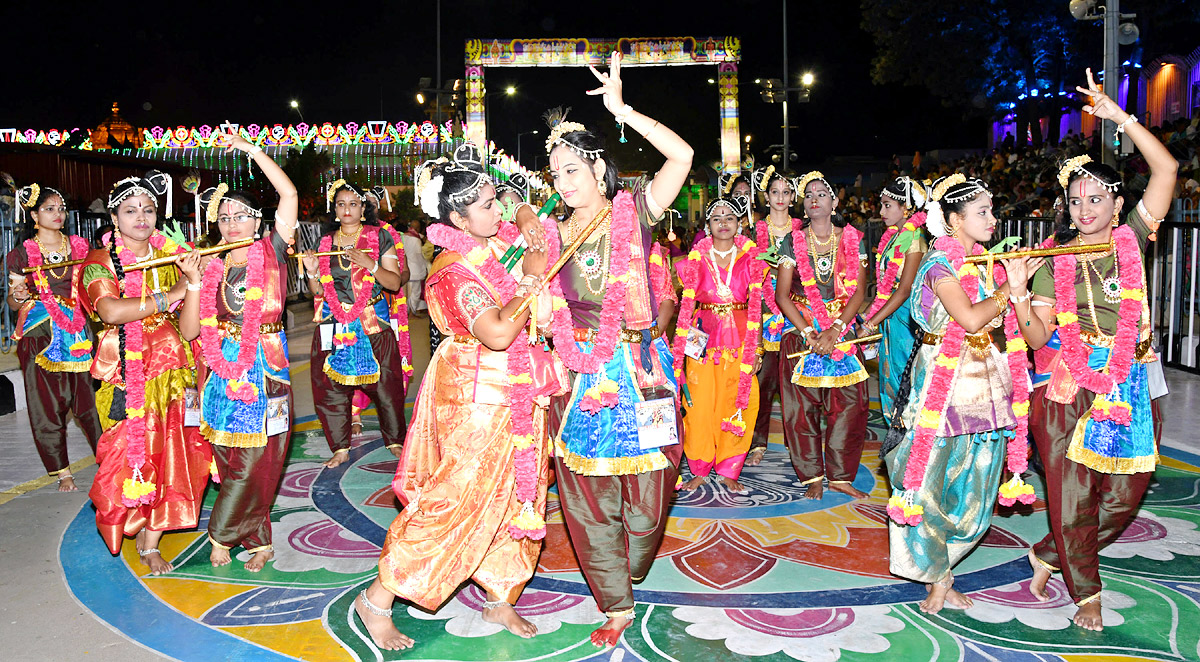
[7,0,990,173]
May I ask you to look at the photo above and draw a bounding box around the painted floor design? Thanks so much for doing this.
[61,404,1200,662]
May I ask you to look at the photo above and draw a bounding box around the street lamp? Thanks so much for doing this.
[288,100,304,123]
[801,72,815,87]
[505,85,516,96]
[517,130,539,166]
[1069,0,1137,165]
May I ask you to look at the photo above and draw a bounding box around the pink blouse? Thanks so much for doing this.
[693,248,760,352]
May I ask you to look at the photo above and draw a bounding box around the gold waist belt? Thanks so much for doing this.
[789,294,844,316]
[1079,329,1154,360]
[218,320,285,342]
[922,330,995,354]
[697,302,748,316]
[573,326,662,344]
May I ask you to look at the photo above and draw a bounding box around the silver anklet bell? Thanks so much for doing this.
[359,590,393,617]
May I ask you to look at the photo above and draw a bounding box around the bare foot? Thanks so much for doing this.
[57,473,78,492]
[920,580,952,614]
[351,419,364,437]
[828,481,869,499]
[804,481,824,500]
[353,582,414,651]
[210,545,232,568]
[1073,600,1104,631]
[589,615,633,648]
[719,476,748,494]
[482,602,537,638]
[941,586,974,609]
[323,449,350,469]
[679,476,706,491]
[745,448,766,466]
[136,529,174,575]
[387,445,404,460]
[244,549,274,572]
[1028,550,1052,602]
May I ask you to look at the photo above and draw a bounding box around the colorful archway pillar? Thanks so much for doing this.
[465,66,486,143]
[718,62,741,174]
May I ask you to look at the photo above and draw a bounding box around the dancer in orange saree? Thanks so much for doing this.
[352,144,563,651]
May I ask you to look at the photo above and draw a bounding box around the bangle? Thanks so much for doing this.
[802,326,815,337]
[639,120,660,139]
[833,318,846,329]
[186,281,203,292]
[153,291,168,312]
[1009,290,1032,304]
[370,261,379,275]
[1116,115,1138,134]
[754,346,765,357]
[245,145,263,155]
[992,289,1007,315]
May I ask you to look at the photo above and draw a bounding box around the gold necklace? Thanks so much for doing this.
[1078,237,1121,305]
[336,224,364,270]
[221,257,246,314]
[569,205,613,297]
[34,231,69,280]
[808,227,838,284]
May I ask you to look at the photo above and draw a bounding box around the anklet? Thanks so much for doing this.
[605,607,636,621]
[358,590,393,617]
[482,600,510,610]
[138,547,161,557]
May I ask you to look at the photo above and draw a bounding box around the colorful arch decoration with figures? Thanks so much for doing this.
[465,36,743,173]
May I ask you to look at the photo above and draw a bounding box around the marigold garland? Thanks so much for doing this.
[670,234,765,435]
[1052,225,1143,405]
[317,228,380,325]
[755,217,800,316]
[198,239,267,391]
[380,222,414,382]
[426,222,549,540]
[865,212,926,320]
[114,230,188,507]
[548,192,637,379]
[888,235,1033,526]
[25,235,91,337]
[789,223,862,339]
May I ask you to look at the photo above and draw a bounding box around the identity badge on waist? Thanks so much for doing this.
[183,387,201,427]
[320,323,337,351]
[266,395,290,436]
[684,326,710,361]
[635,397,679,450]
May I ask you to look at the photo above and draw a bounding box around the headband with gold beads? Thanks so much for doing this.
[794,170,834,197]
[1057,154,1119,193]
[325,179,365,212]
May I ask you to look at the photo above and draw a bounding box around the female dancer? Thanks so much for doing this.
[352,145,561,651]
[775,172,870,500]
[6,184,102,491]
[514,51,693,647]
[80,172,209,575]
[1009,69,1175,631]
[861,177,927,422]
[884,174,1035,614]
[179,134,298,571]
[747,168,798,465]
[302,181,406,468]
[675,196,766,493]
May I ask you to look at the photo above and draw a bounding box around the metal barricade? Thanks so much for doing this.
[1153,199,1200,372]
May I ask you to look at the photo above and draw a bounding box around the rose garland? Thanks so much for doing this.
[25,235,92,343]
[426,222,547,540]
[114,230,189,507]
[670,234,765,435]
[887,236,1034,526]
[548,192,637,383]
[865,211,927,320]
[317,228,380,325]
[755,218,798,317]
[380,222,414,382]
[1052,224,1143,425]
[789,223,863,352]
[198,239,267,403]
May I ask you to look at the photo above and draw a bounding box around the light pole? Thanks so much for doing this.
[289,99,304,124]
[1070,0,1137,166]
[484,85,517,147]
[517,130,539,166]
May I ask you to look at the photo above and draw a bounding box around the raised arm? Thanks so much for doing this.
[223,131,300,245]
[587,51,694,213]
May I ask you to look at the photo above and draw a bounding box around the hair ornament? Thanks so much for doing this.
[706,196,748,220]
[1057,154,1118,193]
[369,185,393,212]
[942,177,990,204]
[752,165,776,192]
[205,183,228,224]
[542,107,599,158]
[795,171,833,197]
[414,157,449,205]
[882,176,927,210]
[443,142,492,205]
[107,171,172,218]
[325,179,364,212]
[719,172,740,196]
[495,172,529,202]
[18,183,40,209]
[419,175,445,219]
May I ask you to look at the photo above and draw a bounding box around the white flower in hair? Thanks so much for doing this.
[420,175,444,219]
[924,200,947,237]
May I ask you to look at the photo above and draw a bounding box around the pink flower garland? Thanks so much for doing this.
[789,223,863,342]
[426,222,548,540]
[198,239,267,402]
[380,222,413,382]
[887,236,1033,526]
[1052,225,1143,407]
[670,235,765,434]
[755,218,800,316]
[24,235,91,337]
[865,212,927,320]
[114,230,188,507]
[318,229,379,325]
[548,192,637,376]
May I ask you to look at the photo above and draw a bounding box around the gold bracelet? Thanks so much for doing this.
[992,289,1007,316]
[639,120,660,138]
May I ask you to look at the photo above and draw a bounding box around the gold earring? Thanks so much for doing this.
[598,179,608,197]
[1112,209,1120,227]
[948,224,959,238]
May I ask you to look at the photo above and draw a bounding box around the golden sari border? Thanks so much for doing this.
[34,353,92,373]
[553,440,670,477]
[791,368,868,389]
[323,361,380,386]
[201,422,269,449]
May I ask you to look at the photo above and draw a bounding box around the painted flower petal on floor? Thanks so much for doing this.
[1100,511,1200,561]
[963,579,1135,630]
[275,462,324,508]
[406,586,604,637]
[671,605,903,661]
[269,511,381,573]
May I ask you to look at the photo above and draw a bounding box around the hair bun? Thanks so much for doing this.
[453,142,484,170]
[143,170,171,196]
